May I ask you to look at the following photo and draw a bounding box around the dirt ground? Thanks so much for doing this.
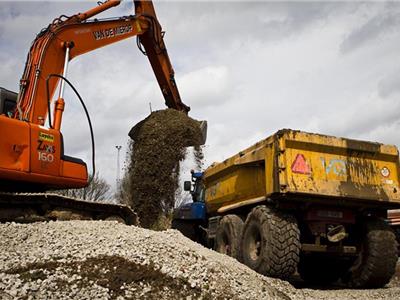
[4,255,207,299]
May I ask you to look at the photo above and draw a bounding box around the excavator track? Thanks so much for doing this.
[0,192,138,225]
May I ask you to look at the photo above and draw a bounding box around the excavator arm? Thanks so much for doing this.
[134,0,188,112]
[16,0,188,126]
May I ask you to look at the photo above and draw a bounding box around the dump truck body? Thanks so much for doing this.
[205,129,400,214]
[173,129,399,288]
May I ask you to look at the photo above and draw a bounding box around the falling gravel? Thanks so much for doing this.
[0,221,399,299]
[126,109,204,228]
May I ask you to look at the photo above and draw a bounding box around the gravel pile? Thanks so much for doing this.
[0,221,300,299]
[0,221,399,300]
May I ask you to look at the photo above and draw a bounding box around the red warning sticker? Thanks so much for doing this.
[291,154,311,175]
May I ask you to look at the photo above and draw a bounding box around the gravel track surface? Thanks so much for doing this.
[0,221,399,299]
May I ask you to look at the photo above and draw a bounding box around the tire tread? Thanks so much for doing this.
[241,205,300,278]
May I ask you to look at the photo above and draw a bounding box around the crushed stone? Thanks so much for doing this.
[0,221,399,299]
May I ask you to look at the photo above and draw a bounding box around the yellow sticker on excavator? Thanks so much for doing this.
[39,132,54,143]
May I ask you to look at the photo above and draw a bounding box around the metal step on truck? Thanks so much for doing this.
[172,129,400,288]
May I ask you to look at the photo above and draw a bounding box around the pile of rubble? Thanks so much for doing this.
[0,221,299,299]
[0,221,399,299]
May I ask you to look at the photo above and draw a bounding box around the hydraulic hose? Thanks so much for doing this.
[46,74,95,184]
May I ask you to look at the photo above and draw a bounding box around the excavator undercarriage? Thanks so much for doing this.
[0,192,138,225]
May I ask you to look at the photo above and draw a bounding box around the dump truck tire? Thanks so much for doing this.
[345,218,398,288]
[171,219,197,241]
[214,214,244,260]
[240,205,300,279]
[298,255,350,285]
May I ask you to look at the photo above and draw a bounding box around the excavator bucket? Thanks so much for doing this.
[129,119,207,146]
[128,118,147,141]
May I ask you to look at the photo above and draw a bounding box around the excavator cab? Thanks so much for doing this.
[0,87,17,117]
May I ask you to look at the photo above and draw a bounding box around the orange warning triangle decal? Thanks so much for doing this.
[291,154,311,175]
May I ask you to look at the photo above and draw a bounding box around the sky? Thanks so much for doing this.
[1,1,400,193]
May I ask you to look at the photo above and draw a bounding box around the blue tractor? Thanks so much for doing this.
[172,171,209,244]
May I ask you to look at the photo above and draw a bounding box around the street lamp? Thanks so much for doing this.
[115,145,122,190]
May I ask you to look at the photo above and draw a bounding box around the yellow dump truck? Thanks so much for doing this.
[172,129,400,288]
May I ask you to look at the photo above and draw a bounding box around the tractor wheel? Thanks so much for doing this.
[240,205,300,279]
[344,218,398,288]
[214,214,244,260]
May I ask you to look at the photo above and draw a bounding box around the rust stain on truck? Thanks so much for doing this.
[204,129,400,213]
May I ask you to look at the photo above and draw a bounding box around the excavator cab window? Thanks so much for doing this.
[0,87,17,117]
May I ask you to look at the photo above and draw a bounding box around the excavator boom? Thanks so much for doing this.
[16,0,188,125]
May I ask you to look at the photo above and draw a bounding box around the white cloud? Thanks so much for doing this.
[179,65,231,108]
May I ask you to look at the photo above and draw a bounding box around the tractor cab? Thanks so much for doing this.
[183,170,204,202]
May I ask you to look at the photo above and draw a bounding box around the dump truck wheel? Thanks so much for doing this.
[298,255,350,285]
[171,219,197,241]
[214,214,244,260]
[241,205,300,278]
[344,218,398,288]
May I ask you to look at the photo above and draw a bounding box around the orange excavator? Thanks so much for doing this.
[0,0,202,224]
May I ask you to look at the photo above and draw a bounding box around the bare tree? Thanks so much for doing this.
[54,172,111,202]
